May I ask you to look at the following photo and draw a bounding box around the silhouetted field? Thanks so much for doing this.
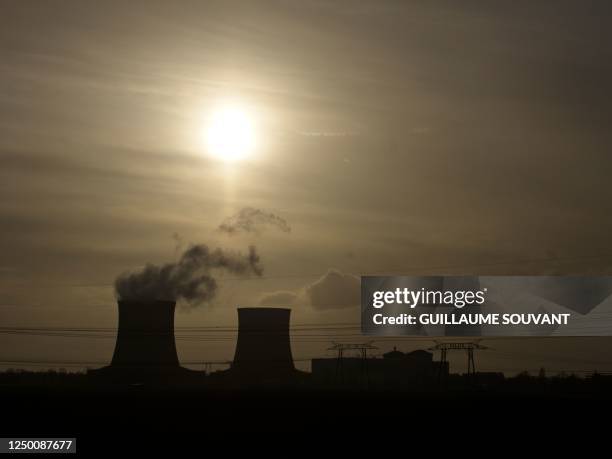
[1,370,611,442]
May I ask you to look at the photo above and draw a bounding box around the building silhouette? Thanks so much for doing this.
[312,347,447,389]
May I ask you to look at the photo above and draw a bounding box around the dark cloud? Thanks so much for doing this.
[218,207,291,235]
[115,244,262,305]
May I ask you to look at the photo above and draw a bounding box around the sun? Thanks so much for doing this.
[205,105,256,161]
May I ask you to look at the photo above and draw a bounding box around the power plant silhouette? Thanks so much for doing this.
[89,300,198,382]
[89,302,306,386]
[111,300,179,368]
[215,307,308,386]
[89,301,450,388]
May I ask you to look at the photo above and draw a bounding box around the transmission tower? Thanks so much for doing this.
[428,340,489,382]
[328,342,378,387]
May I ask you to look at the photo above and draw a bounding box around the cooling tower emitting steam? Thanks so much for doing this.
[115,244,263,305]
[110,300,180,368]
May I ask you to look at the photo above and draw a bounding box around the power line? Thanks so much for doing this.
[0,322,363,331]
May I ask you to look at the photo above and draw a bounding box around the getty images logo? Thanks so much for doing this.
[371,287,488,309]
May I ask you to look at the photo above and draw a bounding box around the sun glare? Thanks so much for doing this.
[205,105,255,161]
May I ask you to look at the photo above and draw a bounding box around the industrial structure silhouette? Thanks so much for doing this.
[89,300,200,382]
[211,307,309,386]
[87,301,452,387]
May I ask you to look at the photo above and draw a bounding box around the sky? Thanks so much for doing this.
[1,0,612,374]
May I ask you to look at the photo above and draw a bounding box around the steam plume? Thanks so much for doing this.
[218,207,291,234]
[115,244,262,305]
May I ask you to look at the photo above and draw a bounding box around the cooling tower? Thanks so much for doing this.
[230,307,296,381]
[89,300,204,383]
[109,300,180,368]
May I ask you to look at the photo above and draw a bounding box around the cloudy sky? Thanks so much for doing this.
[1,0,611,374]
